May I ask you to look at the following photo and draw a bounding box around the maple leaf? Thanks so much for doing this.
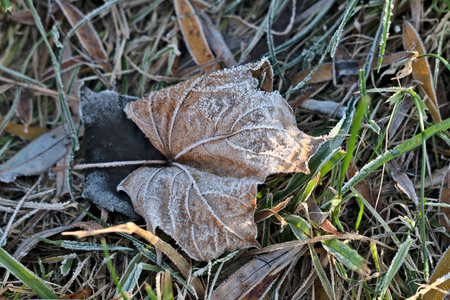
[118,58,327,261]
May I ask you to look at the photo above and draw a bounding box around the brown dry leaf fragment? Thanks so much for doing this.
[439,166,450,235]
[56,0,111,72]
[388,160,419,206]
[120,59,327,261]
[59,288,93,299]
[10,10,36,25]
[3,123,49,140]
[422,245,450,300]
[41,55,88,81]
[174,0,215,70]
[210,246,304,300]
[402,21,442,123]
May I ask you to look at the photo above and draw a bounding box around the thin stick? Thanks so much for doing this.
[72,160,167,170]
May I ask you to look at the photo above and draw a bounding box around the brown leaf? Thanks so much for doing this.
[388,160,419,206]
[422,245,450,300]
[59,288,92,299]
[174,0,216,70]
[10,10,36,25]
[56,0,111,72]
[439,166,450,235]
[210,247,304,300]
[402,21,442,123]
[294,52,409,85]
[3,123,49,140]
[119,59,327,261]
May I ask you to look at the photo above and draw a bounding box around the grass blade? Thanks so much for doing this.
[377,0,394,72]
[338,70,369,196]
[321,239,370,275]
[376,237,412,299]
[309,244,335,299]
[0,247,58,299]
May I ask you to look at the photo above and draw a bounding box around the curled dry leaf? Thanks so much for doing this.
[119,58,327,261]
[56,0,111,72]
[402,21,442,123]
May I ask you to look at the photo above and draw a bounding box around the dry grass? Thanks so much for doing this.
[0,0,449,299]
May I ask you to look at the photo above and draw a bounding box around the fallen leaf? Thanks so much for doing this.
[59,288,92,299]
[10,9,36,25]
[119,58,327,260]
[56,0,111,72]
[422,245,450,300]
[439,166,450,236]
[388,160,419,206]
[0,126,71,183]
[210,246,305,300]
[3,123,49,140]
[174,0,216,70]
[402,21,442,123]
[294,52,409,85]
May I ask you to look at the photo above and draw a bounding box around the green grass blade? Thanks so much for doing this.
[377,0,394,72]
[376,237,412,299]
[321,239,369,275]
[103,241,128,300]
[0,247,58,299]
[408,89,430,281]
[284,214,311,241]
[119,254,144,294]
[342,117,450,195]
[309,244,335,299]
[0,0,12,12]
[275,96,358,202]
[338,70,369,196]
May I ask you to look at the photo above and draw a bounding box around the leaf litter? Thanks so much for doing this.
[119,58,328,260]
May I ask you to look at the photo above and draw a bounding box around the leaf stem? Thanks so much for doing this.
[71,160,168,170]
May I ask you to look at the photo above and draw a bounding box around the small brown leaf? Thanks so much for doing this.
[10,10,36,25]
[422,245,450,300]
[388,160,419,206]
[56,0,111,72]
[3,123,49,140]
[210,247,304,300]
[59,288,92,299]
[174,0,216,70]
[120,59,327,261]
[402,21,442,123]
[439,166,450,235]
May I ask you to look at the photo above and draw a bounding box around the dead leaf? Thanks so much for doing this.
[56,0,111,72]
[294,52,409,85]
[439,166,450,235]
[388,160,419,206]
[3,123,49,140]
[10,10,36,25]
[59,288,92,299]
[0,126,71,183]
[119,58,327,261]
[422,245,450,300]
[174,0,216,70]
[402,21,442,123]
[199,14,236,68]
[210,246,305,300]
